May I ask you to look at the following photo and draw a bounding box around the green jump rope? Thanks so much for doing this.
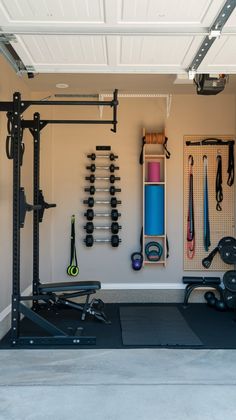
[67,215,79,277]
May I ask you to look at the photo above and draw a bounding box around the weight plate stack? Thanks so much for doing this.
[224,289,236,309]
[223,270,236,293]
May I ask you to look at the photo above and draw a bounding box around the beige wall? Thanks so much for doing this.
[35,94,235,287]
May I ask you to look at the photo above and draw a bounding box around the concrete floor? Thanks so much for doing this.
[0,349,236,420]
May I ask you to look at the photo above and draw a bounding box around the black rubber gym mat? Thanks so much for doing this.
[119,306,203,346]
[2,303,236,349]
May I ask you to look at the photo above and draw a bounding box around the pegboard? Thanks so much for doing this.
[183,135,235,271]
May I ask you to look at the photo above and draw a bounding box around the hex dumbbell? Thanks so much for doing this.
[86,164,119,173]
[84,234,121,247]
[85,174,120,184]
[83,197,121,208]
[84,186,121,196]
[87,153,118,161]
[84,222,122,234]
[84,209,121,221]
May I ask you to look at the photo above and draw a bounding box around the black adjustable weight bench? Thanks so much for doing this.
[38,280,110,324]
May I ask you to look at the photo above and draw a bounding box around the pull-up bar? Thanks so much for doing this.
[0,88,118,132]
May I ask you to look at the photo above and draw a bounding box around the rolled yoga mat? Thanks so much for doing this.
[145,185,164,235]
[147,162,160,182]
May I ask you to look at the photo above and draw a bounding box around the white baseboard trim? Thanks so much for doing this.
[101,283,185,290]
[0,285,32,323]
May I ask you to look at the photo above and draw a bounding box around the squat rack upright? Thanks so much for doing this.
[0,89,118,346]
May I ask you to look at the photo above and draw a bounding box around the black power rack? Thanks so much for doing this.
[0,90,118,347]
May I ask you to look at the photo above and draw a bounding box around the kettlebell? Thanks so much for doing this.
[131,252,143,271]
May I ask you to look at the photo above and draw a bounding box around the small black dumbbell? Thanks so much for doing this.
[84,234,121,247]
[86,164,119,173]
[83,197,121,208]
[84,209,121,221]
[87,153,118,161]
[84,222,122,234]
[85,174,120,184]
[84,186,121,196]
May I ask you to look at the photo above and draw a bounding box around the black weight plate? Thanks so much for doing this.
[218,236,236,249]
[224,289,236,309]
[223,271,236,292]
[220,245,236,264]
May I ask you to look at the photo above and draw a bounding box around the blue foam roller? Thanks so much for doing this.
[145,185,164,235]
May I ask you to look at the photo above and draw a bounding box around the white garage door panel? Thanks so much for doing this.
[223,9,236,27]
[119,0,225,25]
[199,36,236,72]
[120,36,194,66]
[0,0,104,23]
[12,35,108,66]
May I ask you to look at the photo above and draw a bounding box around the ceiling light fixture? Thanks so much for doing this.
[56,83,69,89]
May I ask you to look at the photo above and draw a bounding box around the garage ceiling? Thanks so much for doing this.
[0,0,236,75]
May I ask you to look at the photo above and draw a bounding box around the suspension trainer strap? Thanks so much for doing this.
[227,141,234,186]
[67,215,79,277]
[203,155,211,252]
[187,155,195,259]
[215,155,223,211]
[163,137,171,159]
[139,136,146,165]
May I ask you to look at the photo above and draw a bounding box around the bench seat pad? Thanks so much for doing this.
[38,281,101,293]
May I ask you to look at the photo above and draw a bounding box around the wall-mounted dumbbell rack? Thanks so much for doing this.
[84,147,122,247]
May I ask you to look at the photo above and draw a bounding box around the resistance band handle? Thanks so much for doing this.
[201,138,225,145]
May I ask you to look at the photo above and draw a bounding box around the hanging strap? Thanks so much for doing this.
[227,141,234,186]
[215,155,223,211]
[186,155,195,259]
[140,133,171,164]
[67,215,79,277]
[163,137,171,159]
[203,156,211,252]
[139,136,146,165]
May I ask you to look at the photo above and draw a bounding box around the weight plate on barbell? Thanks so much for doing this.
[223,271,236,292]
[223,289,236,310]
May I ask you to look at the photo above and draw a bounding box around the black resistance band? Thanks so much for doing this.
[215,155,223,211]
[187,155,195,259]
[67,215,79,277]
[227,142,234,186]
[203,155,211,252]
